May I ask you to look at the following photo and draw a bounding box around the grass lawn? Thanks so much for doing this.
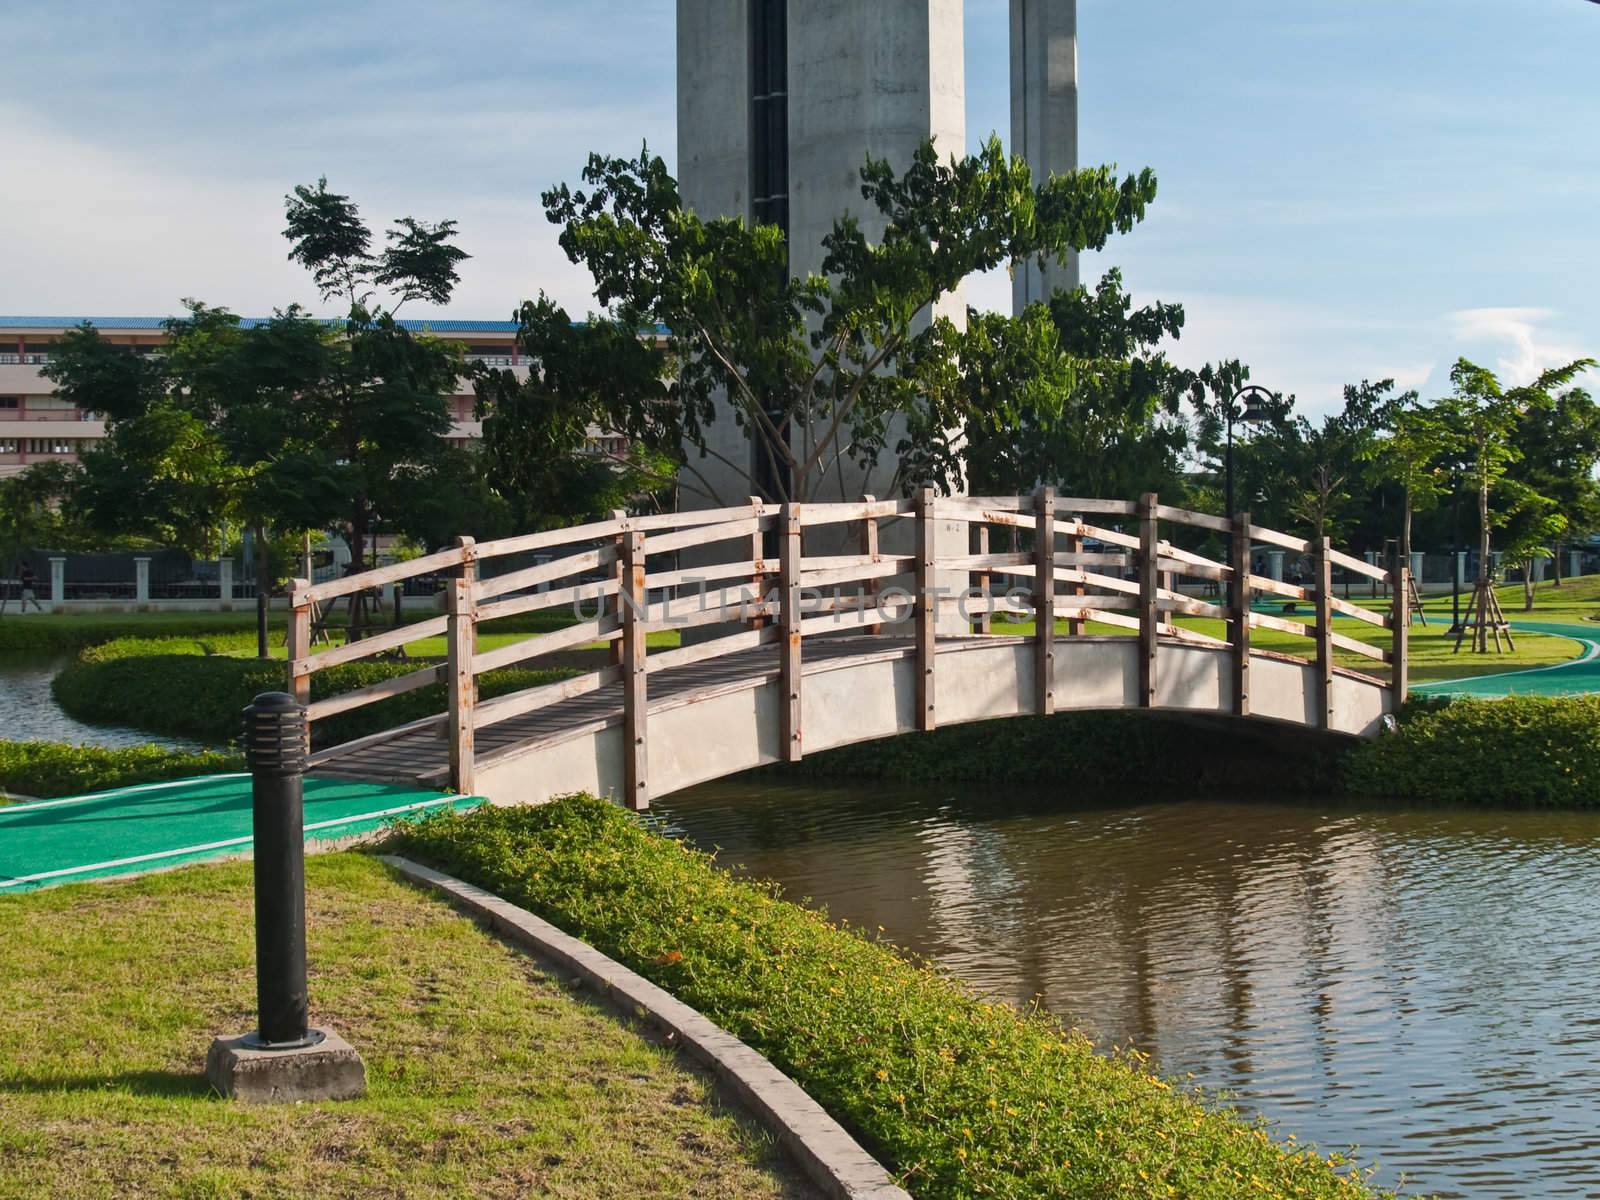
[0,853,810,1200]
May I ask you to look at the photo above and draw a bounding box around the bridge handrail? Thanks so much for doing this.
[291,489,1411,803]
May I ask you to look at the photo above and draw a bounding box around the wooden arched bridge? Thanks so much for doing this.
[291,492,1410,810]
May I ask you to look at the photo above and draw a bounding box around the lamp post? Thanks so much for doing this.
[1225,384,1274,524]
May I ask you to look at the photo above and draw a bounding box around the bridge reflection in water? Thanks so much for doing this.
[292,490,1408,807]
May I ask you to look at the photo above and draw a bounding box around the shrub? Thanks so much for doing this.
[784,710,1347,794]
[0,612,267,655]
[387,798,1386,1199]
[0,740,240,801]
[1344,695,1600,806]
[52,635,579,748]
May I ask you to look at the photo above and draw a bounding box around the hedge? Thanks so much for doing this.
[1344,695,1600,807]
[387,798,1387,1199]
[782,710,1347,794]
[51,634,579,748]
[0,740,240,801]
[0,612,268,656]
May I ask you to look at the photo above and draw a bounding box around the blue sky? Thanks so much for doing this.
[2,0,1595,415]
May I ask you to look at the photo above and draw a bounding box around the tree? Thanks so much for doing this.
[1360,386,1448,565]
[529,138,1159,503]
[958,269,1193,502]
[1438,356,1595,647]
[45,180,475,645]
[0,461,84,577]
[1508,381,1600,586]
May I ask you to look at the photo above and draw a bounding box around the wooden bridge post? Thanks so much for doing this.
[1138,492,1159,707]
[607,509,627,668]
[1314,535,1334,730]
[748,496,768,633]
[446,536,478,795]
[1034,485,1055,715]
[1392,559,1410,702]
[1230,513,1251,717]
[860,495,882,636]
[621,529,649,809]
[972,521,991,635]
[916,486,937,731]
[1063,527,1084,638]
[779,504,804,760]
[286,578,312,708]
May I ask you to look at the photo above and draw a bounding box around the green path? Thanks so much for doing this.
[1412,620,1600,698]
[0,774,483,894]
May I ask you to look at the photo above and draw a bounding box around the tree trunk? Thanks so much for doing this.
[1477,468,1492,653]
[347,502,368,642]
[1524,560,1535,611]
[254,523,270,659]
[1400,491,1413,567]
[1553,542,1563,588]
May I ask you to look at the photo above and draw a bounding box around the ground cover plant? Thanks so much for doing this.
[1344,694,1600,807]
[389,797,1390,1199]
[0,740,240,801]
[0,853,805,1200]
[0,609,268,655]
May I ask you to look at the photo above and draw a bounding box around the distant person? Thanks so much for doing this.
[17,563,42,612]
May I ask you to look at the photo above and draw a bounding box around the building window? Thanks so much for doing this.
[0,397,17,410]
[26,438,75,455]
[750,0,788,235]
[0,440,17,454]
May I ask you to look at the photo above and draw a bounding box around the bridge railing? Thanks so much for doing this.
[287,489,1408,805]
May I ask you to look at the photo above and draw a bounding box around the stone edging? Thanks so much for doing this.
[378,855,911,1200]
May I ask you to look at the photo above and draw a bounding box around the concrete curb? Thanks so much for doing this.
[379,855,911,1200]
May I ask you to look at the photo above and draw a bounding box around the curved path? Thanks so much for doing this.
[1412,620,1600,699]
[0,775,481,894]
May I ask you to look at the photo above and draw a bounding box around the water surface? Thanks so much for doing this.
[0,656,204,751]
[656,779,1600,1200]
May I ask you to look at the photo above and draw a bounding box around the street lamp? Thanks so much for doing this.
[1226,384,1274,521]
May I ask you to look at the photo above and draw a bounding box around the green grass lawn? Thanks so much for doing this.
[0,853,809,1200]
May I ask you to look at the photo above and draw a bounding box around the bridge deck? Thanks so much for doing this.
[311,634,945,788]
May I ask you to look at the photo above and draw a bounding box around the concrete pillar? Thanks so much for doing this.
[49,556,65,608]
[1571,549,1583,579]
[1364,549,1378,597]
[1267,550,1285,582]
[1491,551,1503,578]
[218,558,234,611]
[134,556,151,603]
[1455,551,1468,589]
[1410,552,1424,584]
[1534,556,1548,583]
[1010,0,1078,311]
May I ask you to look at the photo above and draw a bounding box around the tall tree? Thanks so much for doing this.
[958,269,1194,502]
[530,138,1159,502]
[1507,380,1600,586]
[1360,385,1448,565]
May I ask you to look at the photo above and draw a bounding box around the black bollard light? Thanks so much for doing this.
[205,691,365,1101]
[241,692,318,1050]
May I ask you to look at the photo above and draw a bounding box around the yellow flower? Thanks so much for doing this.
[874,1069,888,1081]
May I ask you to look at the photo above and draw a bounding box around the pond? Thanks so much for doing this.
[655,778,1600,1200]
[0,656,205,752]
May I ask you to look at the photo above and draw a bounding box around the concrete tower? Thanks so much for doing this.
[676,0,965,505]
[1010,0,1079,312]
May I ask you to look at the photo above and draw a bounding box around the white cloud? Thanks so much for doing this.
[1444,307,1591,387]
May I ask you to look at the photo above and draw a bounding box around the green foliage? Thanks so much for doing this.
[532,138,1158,503]
[388,798,1386,1199]
[51,634,579,747]
[0,740,240,801]
[0,611,266,655]
[0,461,90,565]
[1345,696,1600,806]
[781,711,1346,794]
[957,269,1194,501]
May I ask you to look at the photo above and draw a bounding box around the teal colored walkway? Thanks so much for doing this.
[0,775,484,894]
[1413,620,1600,699]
